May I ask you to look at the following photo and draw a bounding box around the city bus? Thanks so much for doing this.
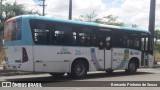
[3,15,153,78]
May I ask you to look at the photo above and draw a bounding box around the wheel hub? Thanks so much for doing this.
[76,65,84,75]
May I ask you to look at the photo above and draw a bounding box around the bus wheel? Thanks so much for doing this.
[106,70,113,74]
[125,61,137,74]
[49,73,65,77]
[71,60,87,78]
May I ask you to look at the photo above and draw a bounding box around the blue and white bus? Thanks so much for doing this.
[3,15,153,78]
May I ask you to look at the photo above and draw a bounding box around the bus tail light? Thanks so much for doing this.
[22,47,28,63]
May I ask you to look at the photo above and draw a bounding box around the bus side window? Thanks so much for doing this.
[99,32,104,49]
[141,38,145,50]
[106,37,111,50]
[72,32,77,45]
[99,40,104,49]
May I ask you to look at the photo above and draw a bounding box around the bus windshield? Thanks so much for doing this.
[4,17,22,42]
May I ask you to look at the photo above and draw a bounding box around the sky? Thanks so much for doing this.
[4,0,160,30]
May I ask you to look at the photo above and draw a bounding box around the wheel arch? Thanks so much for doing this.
[71,57,89,71]
[129,57,140,68]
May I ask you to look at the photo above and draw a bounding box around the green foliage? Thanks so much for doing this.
[75,11,97,22]
[154,44,160,52]
[75,11,125,26]
[154,29,160,59]
[154,29,160,40]
[0,1,40,46]
[1,2,40,21]
[131,24,139,28]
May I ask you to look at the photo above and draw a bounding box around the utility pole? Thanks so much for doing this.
[149,0,156,36]
[42,0,45,16]
[0,0,3,22]
[69,0,72,20]
[0,0,5,23]
[0,0,4,46]
[148,0,156,56]
[38,0,46,16]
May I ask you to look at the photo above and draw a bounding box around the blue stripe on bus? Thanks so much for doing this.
[115,59,128,69]
[90,48,103,70]
[4,41,32,46]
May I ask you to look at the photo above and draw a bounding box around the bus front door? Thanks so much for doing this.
[98,30,112,70]
[141,34,153,67]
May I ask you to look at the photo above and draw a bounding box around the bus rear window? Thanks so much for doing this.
[4,18,22,41]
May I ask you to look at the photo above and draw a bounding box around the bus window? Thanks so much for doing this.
[75,27,95,46]
[4,18,22,41]
[32,22,50,44]
[106,36,111,50]
[99,31,104,49]
[54,25,72,45]
[35,29,49,44]
[75,27,93,46]
[30,19,98,47]
[72,32,77,44]
[99,30,111,50]
[113,30,141,50]
[127,33,140,49]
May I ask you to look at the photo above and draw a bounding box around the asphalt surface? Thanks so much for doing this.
[0,67,160,90]
[0,68,160,90]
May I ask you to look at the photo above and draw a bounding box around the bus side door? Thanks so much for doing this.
[141,33,153,67]
[98,30,112,70]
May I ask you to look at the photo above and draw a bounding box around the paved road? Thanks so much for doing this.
[0,68,160,90]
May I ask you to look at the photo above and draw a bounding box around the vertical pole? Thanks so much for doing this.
[0,0,2,21]
[0,0,3,46]
[42,0,45,16]
[69,0,72,20]
[149,0,156,36]
[148,0,156,63]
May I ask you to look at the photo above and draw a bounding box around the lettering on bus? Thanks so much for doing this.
[75,50,90,56]
[57,47,72,54]
[114,52,124,56]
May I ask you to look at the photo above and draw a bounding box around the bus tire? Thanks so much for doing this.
[70,60,87,78]
[49,73,65,77]
[125,61,137,74]
[106,70,113,74]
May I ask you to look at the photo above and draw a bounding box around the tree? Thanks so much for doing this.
[131,24,139,28]
[1,2,39,22]
[0,1,40,46]
[75,11,125,26]
[0,2,40,31]
[154,29,160,44]
[75,11,97,22]
[99,15,125,26]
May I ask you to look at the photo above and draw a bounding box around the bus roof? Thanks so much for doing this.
[17,15,150,34]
